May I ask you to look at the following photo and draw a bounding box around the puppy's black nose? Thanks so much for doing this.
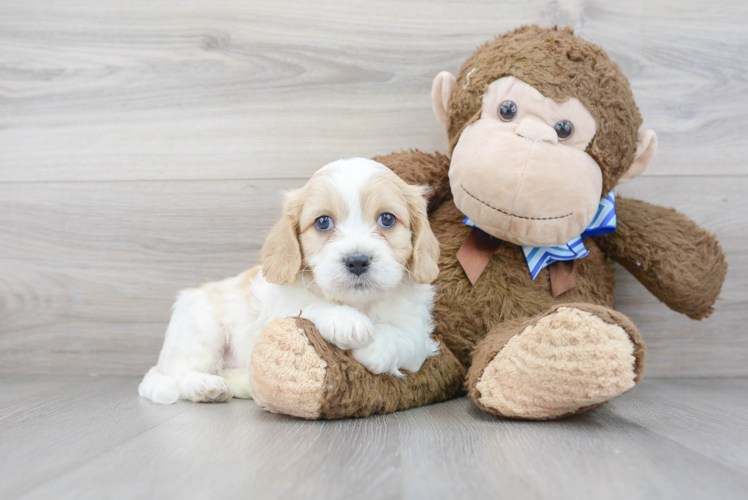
[345,254,370,276]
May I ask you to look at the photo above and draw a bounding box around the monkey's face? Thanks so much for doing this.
[449,77,602,247]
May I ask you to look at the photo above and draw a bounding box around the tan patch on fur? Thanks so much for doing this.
[360,175,411,226]
[261,189,304,284]
[297,175,351,269]
[199,266,261,317]
[298,175,350,231]
[249,318,327,419]
[400,181,440,284]
[237,266,261,302]
[199,283,226,316]
[475,307,636,419]
[360,174,415,268]
[239,266,261,285]
[359,173,442,285]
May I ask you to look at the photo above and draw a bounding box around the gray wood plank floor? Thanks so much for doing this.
[1,376,747,500]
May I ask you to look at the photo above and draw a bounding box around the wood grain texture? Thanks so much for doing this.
[1,376,747,500]
[1,176,744,376]
[0,0,747,182]
[0,179,298,375]
[0,0,746,375]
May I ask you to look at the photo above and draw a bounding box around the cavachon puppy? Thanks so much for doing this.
[139,158,441,404]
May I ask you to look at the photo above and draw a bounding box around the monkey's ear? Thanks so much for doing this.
[431,71,457,128]
[619,130,657,184]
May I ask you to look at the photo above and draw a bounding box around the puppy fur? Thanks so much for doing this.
[139,158,441,404]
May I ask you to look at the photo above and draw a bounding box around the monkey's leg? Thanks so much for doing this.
[249,317,466,419]
[466,303,645,420]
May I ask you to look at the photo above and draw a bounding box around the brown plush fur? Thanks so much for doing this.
[250,26,727,420]
[447,25,641,196]
[426,198,617,367]
[370,149,724,418]
[295,317,466,419]
[467,303,645,419]
[596,197,728,320]
[373,150,452,212]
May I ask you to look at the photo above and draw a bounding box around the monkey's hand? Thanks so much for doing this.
[596,197,727,320]
[373,150,451,213]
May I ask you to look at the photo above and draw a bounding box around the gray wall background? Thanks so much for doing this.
[1,0,746,376]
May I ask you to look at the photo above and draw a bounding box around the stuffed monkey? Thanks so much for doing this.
[248,26,727,420]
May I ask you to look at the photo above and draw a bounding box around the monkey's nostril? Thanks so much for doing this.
[515,119,558,144]
[345,254,370,276]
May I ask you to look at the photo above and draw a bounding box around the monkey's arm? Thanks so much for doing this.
[373,150,451,212]
[596,197,727,320]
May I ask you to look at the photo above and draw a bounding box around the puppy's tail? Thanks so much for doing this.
[138,367,180,404]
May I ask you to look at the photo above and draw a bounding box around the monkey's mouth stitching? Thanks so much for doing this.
[460,185,573,221]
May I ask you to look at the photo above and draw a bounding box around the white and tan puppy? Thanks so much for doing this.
[139,158,441,404]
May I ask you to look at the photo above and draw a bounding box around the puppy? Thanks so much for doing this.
[138,158,441,404]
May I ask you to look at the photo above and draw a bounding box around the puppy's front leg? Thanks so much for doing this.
[300,304,374,350]
[350,324,439,377]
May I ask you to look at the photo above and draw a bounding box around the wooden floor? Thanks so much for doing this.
[1,376,746,500]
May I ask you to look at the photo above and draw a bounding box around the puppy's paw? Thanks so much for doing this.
[221,368,253,400]
[355,355,402,377]
[179,372,233,403]
[316,308,373,350]
[352,343,401,377]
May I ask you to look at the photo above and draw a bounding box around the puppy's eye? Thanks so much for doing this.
[498,100,518,122]
[377,213,396,228]
[314,216,334,232]
[554,120,574,140]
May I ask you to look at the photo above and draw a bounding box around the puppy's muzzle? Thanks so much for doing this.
[345,254,370,276]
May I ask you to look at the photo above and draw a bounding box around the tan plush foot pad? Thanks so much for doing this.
[249,317,327,419]
[470,304,645,420]
[250,317,466,420]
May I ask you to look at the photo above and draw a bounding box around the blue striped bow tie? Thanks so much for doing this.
[463,191,616,279]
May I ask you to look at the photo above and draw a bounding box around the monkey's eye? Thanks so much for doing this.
[498,100,518,122]
[554,120,574,140]
[314,216,334,232]
[377,213,396,228]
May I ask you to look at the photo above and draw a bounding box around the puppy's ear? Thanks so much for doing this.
[261,188,303,284]
[403,184,440,284]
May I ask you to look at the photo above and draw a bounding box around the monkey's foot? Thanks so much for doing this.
[248,318,328,419]
[249,317,465,419]
[467,304,645,420]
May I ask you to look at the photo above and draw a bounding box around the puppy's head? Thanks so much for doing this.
[261,158,439,303]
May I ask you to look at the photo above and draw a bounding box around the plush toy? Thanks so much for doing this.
[248,25,727,420]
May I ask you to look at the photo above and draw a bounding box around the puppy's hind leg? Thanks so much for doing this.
[178,372,233,403]
[157,288,233,403]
